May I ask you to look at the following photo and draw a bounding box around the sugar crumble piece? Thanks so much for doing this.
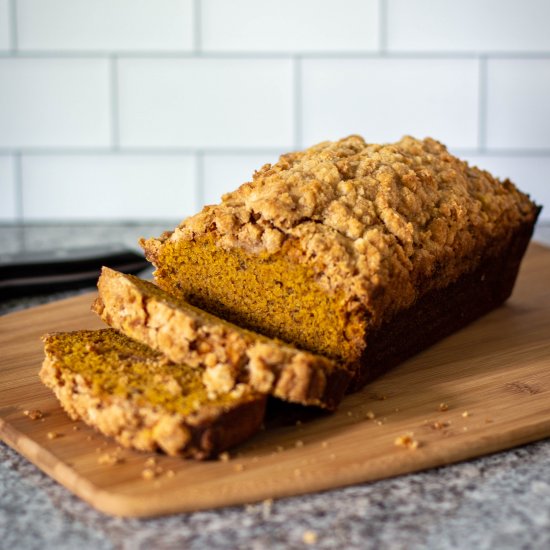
[462,411,470,418]
[23,409,43,420]
[394,433,420,450]
[47,431,60,440]
[302,530,318,545]
[219,452,230,462]
[438,402,449,412]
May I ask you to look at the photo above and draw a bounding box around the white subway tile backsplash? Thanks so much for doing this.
[203,152,279,206]
[301,58,479,149]
[486,59,550,150]
[0,155,17,220]
[21,154,196,220]
[0,0,10,51]
[0,59,110,148]
[201,0,379,53]
[118,59,294,149]
[17,0,194,52]
[464,155,550,222]
[387,0,550,52]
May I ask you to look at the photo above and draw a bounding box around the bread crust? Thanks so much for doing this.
[40,329,267,459]
[92,267,350,410]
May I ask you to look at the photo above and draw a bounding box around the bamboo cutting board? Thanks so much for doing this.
[1,243,550,518]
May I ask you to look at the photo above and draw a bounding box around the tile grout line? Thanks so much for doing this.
[195,151,205,210]
[2,50,550,60]
[478,55,488,152]
[378,0,387,54]
[193,0,202,54]
[9,0,17,51]
[293,56,302,149]
[14,152,23,222]
[109,56,120,149]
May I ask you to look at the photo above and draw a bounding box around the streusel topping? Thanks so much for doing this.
[162,136,537,324]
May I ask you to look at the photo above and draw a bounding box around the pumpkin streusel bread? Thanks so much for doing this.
[92,267,350,410]
[141,135,541,389]
[40,329,266,458]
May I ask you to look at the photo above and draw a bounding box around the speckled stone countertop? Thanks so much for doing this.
[1,223,550,550]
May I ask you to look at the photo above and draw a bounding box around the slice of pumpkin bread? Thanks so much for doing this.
[141,135,540,388]
[92,267,350,411]
[40,329,266,459]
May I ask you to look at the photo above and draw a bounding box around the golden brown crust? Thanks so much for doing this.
[40,329,266,459]
[143,135,539,328]
[92,267,350,410]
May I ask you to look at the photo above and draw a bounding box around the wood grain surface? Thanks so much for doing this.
[1,243,549,518]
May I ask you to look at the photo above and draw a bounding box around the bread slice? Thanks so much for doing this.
[92,267,350,411]
[141,135,540,388]
[40,329,266,459]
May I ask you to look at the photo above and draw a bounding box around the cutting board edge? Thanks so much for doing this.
[3,414,550,518]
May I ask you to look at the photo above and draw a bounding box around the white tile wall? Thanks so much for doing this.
[0,0,10,51]
[203,152,278,205]
[118,59,294,149]
[201,0,379,53]
[387,0,550,52]
[0,59,110,148]
[0,1,547,223]
[17,0,194,52]
[465,155,550,221]
[302,59,479,149]
[486,59,550,149]
[0,155,17,221]
[21,155,196,220]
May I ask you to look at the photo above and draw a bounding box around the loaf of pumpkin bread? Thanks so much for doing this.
[141,136,541,389]
[41,329,266,458]
[92,266,350,410]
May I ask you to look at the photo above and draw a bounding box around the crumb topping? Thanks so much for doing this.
[165,135,537,325]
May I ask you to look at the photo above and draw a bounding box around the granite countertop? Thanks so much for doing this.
[1,223,550,550]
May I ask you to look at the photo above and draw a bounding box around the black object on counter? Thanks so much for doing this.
[0,245,150,300]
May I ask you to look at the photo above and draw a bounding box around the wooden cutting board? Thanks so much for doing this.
[1,243,550,518]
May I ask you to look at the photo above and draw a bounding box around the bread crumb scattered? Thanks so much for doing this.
[166,469,175,478]
[294,468,302,477]
[262,498,273,519]
[365,410,376,420]
[144,457,157,468]
[463,427,469,432]
[431,421,450,430]
[321,441,329,448]
[462,411,470,418]
[394,434,419,450]
[72,425,79,431]
[295,420,302,426]
[23,409,43,420]
[98,453,122,466]
[142,468,156,480]
[302,530,318,545]
[438,403,449,412]
[347,411,353,417]
[276,445,284,453]
[295,439,304,448]
[234,463,244,472]
[47,431,60,440]
[219,452,230,462]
